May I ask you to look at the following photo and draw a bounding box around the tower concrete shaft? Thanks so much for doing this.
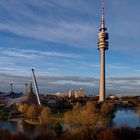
[98,0,109,102]
[99,48,105,101]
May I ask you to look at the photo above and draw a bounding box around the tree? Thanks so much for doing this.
[40,106,51,125]
[100,129,119,140]
[136,105,140,115]
[73,102,81,111]
[54,122,62,134]
[85,101,98,113]
[100,103,115,117]
[64,102,98,127]
[22,103,29,113]
[26,104,39,120]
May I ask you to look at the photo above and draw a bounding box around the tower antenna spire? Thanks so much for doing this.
[101,0,105,29]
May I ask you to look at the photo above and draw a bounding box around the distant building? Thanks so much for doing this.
[77,88,85,98]
[75,91,78,98]
[109,95,118,99]
[67,90,75,98]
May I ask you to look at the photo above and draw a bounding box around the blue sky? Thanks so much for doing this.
[0,0,140,94]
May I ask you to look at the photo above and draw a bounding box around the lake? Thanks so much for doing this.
[0,109,140,135]
[112,109,140,128]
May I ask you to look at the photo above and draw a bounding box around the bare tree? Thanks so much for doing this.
[22,103,30,114]
[26,104,39,121]
[64,102,98,128]
[73,102,81,111]
[40,106,51,125]
[100,103,115,118]
[85,101,98,113]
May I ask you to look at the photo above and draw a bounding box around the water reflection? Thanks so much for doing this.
[0,120,17,132]
[0,120,41,138]
[112,109,140,128]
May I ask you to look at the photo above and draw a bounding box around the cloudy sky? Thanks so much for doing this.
[0,0,140,94]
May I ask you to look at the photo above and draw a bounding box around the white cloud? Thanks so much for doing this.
[0,21,97,48]
[0,47,81,60]
[0,0,98,48]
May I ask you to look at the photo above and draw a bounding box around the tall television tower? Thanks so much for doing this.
[98,0,109,102]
